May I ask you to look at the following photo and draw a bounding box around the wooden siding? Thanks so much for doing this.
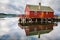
[25,11,54,18]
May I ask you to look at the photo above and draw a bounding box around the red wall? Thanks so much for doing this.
[48,12,54,18]
[29,11,42,18]
[27,11,54,18]
[25,5,30,18]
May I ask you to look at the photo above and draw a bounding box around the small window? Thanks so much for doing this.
[35,11,37,13]
[46,12,48,14]
[34,11,37,15]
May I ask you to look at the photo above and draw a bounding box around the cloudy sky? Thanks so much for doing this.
[0,0,60,40]
[0,0,60,15]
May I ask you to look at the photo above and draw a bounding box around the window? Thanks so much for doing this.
[34,11,37,15]
[46,12,48,14]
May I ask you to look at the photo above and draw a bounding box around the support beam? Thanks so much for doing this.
[31,18,32,23]
[45,18,48,23]
[41,18,43,23]
[35,18,37,23]
[19,18,21,23]
[22,18,26,23]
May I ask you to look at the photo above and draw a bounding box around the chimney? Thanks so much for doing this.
[39,3,41,9]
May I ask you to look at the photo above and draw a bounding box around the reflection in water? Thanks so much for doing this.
[0,17,59,40]
[19,22,57,38]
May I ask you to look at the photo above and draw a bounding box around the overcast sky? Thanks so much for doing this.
[0,0,60,14]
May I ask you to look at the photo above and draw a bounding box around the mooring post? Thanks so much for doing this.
[38,31,40,38]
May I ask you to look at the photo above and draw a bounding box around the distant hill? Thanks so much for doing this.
[0,13,18,18]
[0,13,6,15]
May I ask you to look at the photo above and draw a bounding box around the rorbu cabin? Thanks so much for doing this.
[19,3,54,24]
[25,3,54,18]
[24,3,54,23]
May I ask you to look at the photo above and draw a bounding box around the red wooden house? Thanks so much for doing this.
[19,3,54,24]
[25,3,54,18]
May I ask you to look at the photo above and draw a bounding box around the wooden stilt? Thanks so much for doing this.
[36,19,37,23]
[41,18,43,23]
[45,18,48,23]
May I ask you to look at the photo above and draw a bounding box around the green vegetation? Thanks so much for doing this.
[0,13,18,18]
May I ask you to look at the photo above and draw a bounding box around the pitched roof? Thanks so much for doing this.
[27,5,54,12]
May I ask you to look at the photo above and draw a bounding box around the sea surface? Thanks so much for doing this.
[0,17,60,40]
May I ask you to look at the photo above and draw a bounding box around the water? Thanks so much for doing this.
[0,17,60,40]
